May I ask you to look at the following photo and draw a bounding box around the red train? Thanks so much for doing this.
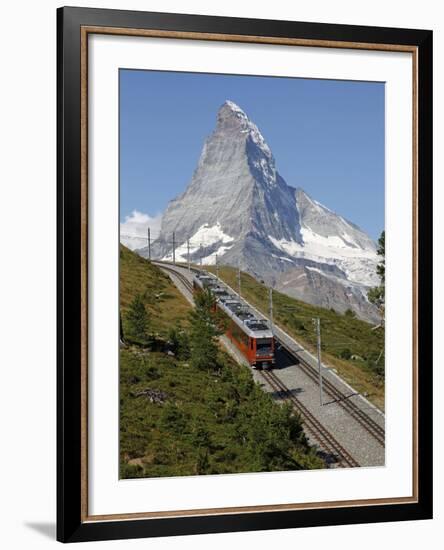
[193,273,275,369]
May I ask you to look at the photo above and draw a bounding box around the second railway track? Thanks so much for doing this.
[277,342,385,446]
[260,369,360,468]
[156,263,194,294]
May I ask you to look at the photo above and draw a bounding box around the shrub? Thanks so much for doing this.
[160,402,186,433]
[125,294,149,345]
[344,308,357,318]
[120,462,144,479]
[168,326,190,360]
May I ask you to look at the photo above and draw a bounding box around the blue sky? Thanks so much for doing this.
[120,69,384,241]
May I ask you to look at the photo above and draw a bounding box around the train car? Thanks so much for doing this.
[192,274,220,312]
[193,273,275,369]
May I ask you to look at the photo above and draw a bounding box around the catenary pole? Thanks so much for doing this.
[187,239,190,271]
[172,232,176,265]
[269,287,274,334]
[314,317,324,406]
[147,227,151,260]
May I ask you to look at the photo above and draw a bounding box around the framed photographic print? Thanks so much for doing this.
[57,6,433,543]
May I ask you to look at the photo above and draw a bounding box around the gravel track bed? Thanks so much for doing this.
[270,355,384,467]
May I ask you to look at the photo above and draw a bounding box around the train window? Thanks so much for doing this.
[256,338,272,356]
[257,340,271,349]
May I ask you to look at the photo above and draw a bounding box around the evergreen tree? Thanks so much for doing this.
[168,325,190,360]
[376,230,385,283]
[126,293,149,344]
[189,289,222,372]
[368,230,385,319]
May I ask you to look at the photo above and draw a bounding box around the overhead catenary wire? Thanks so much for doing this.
[121,233,242,248]
[124,229,383,347]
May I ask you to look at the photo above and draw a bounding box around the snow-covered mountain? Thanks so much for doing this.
[138,100,380,322]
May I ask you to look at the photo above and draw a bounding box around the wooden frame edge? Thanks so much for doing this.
[80,25,89,523]
[83,495,418,523]
[411,47,419,502]
[82,25,418,53]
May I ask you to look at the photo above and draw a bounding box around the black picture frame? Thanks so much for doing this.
[57,6,433,543]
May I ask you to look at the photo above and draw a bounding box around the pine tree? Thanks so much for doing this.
[126,293,149,344]
[168,325,190,360]
[376,230,385,283]
[189,289,222,372]
[368,230,385,319]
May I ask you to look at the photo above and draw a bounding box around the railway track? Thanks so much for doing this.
[277,341,385,447]
[154,262,194,294]
[260,369,360,468]
[153,262,376,465]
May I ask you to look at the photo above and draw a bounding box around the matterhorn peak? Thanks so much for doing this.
[138,100,380,322]
[223,99,247,116]
[216,99,250,131]
[216,100,272,160]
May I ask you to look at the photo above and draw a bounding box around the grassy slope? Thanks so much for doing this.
[119,246,323,478]
[120,348,323,478]
[120,244,190,337]
[205,265,385,410]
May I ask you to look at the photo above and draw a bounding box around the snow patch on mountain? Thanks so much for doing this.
[268,225,375,260]
[161,222,234,263]
[188,222,234,247]
[269,227,378,288]
[201,245,234,265]
[271,254,294,263]
[268,190,379,288]
[224,100,272,158]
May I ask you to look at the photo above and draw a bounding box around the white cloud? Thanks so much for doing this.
[120,210,162,251]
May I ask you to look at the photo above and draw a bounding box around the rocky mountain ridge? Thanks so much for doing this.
[137,100,380,322]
